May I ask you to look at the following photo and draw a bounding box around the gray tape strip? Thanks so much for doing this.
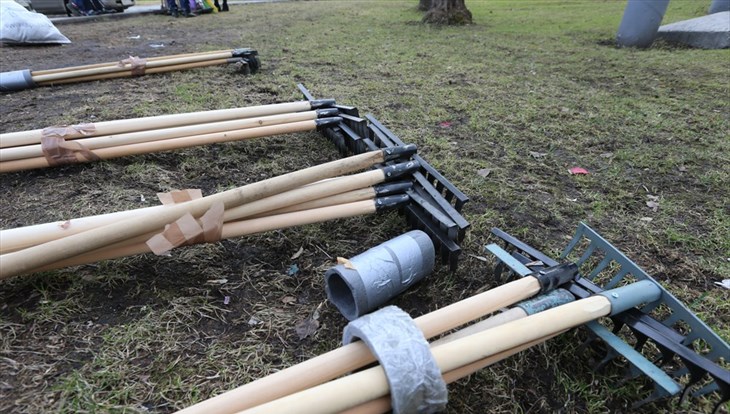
[343,306,447,414]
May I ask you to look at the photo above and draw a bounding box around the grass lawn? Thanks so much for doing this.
[0,0,728,413]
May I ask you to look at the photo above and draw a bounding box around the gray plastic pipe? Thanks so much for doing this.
[0,70,36,92]
[709,0,730,14]
[325,230,435,320]
[616,0,671,48]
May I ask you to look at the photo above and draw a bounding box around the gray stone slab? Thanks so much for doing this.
[657,11,730,49]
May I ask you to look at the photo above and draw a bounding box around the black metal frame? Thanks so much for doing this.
[298,84,470,270]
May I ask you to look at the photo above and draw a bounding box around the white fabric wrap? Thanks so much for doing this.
[343,306,448,414]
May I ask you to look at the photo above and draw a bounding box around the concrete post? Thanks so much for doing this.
[617,0,671,48]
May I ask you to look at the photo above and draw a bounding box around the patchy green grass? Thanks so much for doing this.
[0,0,728,413]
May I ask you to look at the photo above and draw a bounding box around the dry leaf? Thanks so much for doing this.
[647,195,659,201]
[646,201,659,211]
[640,217,653,222]
[205,279,228,285]
[337,257,356,270]
[281,296,296,305]
[290,247,304,260]
[529,151,547,159]
[295,317,320,340]
[569,167,589,175]
[599,152,613,158]
[477,168,492,178]
[247,317,261,326]
[469,254,488,262]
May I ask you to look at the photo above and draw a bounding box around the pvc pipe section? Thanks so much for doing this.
[0,70,35,92]
[616,0,670,48]
[325,230,435,320]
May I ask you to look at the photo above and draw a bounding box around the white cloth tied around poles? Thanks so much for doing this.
[343,306,447,414]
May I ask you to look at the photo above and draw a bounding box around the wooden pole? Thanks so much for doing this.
[30,200,379,273]
[342,332,563,414]
[253,187,375,217]
[32,51,235,83]
[342,307,561,414]
[26,170,388,272]
[0,149,389,279]
[238,296,611,414]
[34,58,234,87]
[0,101,314,148]
[175,277,541,414]
[0,180,374,255]
[30,50,231,76]
[0,120,322,172]
[1,111,320,162]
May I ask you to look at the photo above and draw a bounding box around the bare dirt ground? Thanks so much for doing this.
[1,2,728,413]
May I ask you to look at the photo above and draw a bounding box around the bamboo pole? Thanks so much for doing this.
[32,51,236,83]
[238,296,612,414]
[0,149,392,279]
[30,200,380,273]
[1,111,320,162]
[176,276,541,414]
[34,58,234,87]
[30,50,231,76]
[0,101,315,148]
[0,119,326,172]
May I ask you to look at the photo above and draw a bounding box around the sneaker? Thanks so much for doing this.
[184,11,197,17]
[66,1,83,16]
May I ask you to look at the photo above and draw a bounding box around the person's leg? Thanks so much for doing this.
[166,0,179,16]
[181,0,195,17]
[221,0,228,11]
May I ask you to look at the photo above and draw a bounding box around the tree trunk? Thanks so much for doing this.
[423,0,472,25]
[418,0,430,12]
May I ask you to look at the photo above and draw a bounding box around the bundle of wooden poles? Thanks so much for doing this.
[0,99,341,173]
[5,49,260,91]
[177,275,659,414]
[0,146,418,280]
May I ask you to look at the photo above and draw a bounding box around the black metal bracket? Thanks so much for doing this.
[230,48,260,74]
[297,84,470,270]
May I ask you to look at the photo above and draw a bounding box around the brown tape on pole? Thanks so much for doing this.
[199,202,225,243]
[146,213,203,255]
[41,124,96,138]
[145,202,224,255]
[157,189,204,205]
[118,56,147,76]
[40,136,101,166]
